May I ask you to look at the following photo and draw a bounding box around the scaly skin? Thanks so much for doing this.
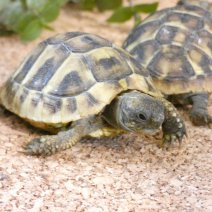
[190,111,212,126]
[189,93,212,126]
[168,92,212,126]
[24,116,105,156]
[25,130,81,156]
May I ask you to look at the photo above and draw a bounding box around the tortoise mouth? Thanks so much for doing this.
[119,115,162,134]
[118,121,134,132]
[142,127,161,135]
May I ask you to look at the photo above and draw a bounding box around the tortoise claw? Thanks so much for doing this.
[190,109,212,126]
[160,97,187,149]
[162,119,187,149]
[23,137,53,156]
[162,132,186,149]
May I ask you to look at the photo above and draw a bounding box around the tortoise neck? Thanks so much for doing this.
[101,96,122,129]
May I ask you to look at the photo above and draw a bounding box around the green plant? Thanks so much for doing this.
[80,0,158,25]
[0,0,158,41]
[0,0,68,41]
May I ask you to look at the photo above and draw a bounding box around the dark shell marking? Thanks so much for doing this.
[85,92,99,107]
[4,81,18,106]
[130,40,160,65]
[19,88,29,103]
[31,92,43,107]
[43,96,62,114]
[14,42,47,83]
[85,49,133,82]
[25,57,58,91]
[123,21,162,48]
[155,26,190,45]
[148,45,195,80]
[45,31,85,44]
[51,70,94,97]
[166,12,204,30]
[66,97,77,113]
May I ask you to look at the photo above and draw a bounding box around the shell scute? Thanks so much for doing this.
[43,95,62,114]
[148,45,195,80]
[166,12,204,30]
[194,30,212,56]
[187,45,212,75]
[130,40,160,66]
[126,56,149,77]
[45,31,85,45]
[63,33,112,53]
[25,57,56,91]
[19,88,29,103]
[123,21,161,49]
[66,97,77,113]
[21,42,71,91]
[13,42,47,84]
[85,47,132,82]
[49,69,95,97]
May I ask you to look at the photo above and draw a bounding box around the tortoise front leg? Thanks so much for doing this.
[24,116,104,156]
[188,92,212,126]
[158,98,186,147]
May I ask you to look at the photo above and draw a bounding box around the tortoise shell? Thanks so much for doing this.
[0,32,161,128]
[123,0,212,95]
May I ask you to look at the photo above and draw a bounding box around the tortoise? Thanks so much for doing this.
[123,0,212,126]
[0,32,186,156]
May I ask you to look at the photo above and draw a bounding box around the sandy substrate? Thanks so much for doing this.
[0,0,212,211]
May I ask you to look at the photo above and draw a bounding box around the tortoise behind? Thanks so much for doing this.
[123,0,212,125]
[0,32,186,156]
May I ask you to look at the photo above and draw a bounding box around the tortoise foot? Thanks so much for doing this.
[24,136,55,156]
[162,126,186,149]
[190,110,212,126]
[161,98,187,148]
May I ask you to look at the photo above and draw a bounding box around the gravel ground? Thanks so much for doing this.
[0,0,212,211]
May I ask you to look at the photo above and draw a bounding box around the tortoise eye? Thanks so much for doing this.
[138,113,147,121]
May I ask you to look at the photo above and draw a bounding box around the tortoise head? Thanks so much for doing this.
[103,91,165,135]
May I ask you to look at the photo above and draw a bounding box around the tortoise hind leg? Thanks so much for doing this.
[24,116,105,156]
[188,92,212,126]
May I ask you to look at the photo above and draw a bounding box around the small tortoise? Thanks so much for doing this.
[0,32,186,156]
[123,0,212,126]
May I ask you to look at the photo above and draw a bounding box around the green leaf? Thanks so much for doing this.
[80,0,96,10]
[15,13,37,31]
[20,19,42,41]
[107,6,133,23]
[134,2,158,13]
[20,0,28,10]
[40,1,60,22]
[58,0,69,6]
[134,14,142,26]
[96,0,122,11]
[41,22,54,31]
[0,0,67,40]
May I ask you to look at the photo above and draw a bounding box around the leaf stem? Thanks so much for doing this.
[20,0,28,10]
[128,0,141,25]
